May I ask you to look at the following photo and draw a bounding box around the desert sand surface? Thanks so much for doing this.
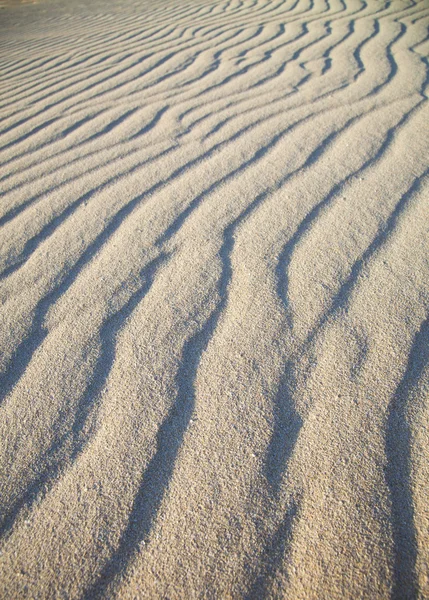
[0,0,428,598]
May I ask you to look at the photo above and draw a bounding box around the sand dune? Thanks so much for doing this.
[0,0,428,598]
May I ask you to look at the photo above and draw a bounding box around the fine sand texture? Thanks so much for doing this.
[1,0,429,598]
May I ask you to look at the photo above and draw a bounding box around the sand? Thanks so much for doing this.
[0,0,428,598]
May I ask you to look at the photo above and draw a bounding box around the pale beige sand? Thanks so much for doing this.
[0,0,429,598]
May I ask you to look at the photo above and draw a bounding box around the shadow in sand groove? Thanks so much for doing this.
[246,497,300,599]
[385,316,429,600]
[264,363,302,493]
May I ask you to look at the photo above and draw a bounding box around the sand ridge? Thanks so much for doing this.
[0,0,428,598]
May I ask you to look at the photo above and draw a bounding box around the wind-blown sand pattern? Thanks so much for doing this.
[0,0,428,598]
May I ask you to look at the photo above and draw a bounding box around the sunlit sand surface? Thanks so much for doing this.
[0,0,428,598]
